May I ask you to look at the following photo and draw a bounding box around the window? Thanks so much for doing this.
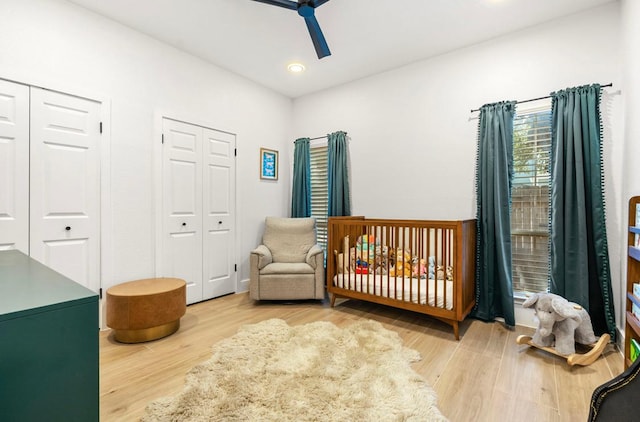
[309,142,329,251]
[511,104,552,295]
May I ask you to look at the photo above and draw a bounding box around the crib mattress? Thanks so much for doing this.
[333,273,454,310]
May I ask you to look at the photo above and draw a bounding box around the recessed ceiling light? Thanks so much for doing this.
[287,63,305,73]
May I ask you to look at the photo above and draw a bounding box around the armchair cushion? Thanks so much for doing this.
[261,262,315,275]
[263,217,316,263]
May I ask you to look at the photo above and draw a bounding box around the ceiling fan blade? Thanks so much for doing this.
[250,0,297,11]
[303,15,331,59]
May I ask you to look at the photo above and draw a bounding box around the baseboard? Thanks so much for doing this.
[237,278,250,293]
[617,326,625,355]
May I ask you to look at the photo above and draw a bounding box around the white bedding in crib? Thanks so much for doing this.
[333,273,454,310]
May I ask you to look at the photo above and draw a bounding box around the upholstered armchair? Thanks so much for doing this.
[250,217,325,300]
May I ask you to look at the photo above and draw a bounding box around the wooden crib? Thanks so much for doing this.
[327,216,477,340]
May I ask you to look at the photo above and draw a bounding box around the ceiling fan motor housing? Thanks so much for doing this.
[297,4,314,17]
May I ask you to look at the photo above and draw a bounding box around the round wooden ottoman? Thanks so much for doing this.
[106,278,186,343]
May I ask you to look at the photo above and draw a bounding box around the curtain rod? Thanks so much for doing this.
[470,83,613,113]
[309,135,327,140]
[292,135,328,143]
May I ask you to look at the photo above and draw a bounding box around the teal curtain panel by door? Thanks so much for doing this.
[327,131,351,217]
[473,101,516,327]
[549,84,616,341]
[291,137,311,218]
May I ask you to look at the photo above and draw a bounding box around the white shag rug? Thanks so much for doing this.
[142,318,447,421]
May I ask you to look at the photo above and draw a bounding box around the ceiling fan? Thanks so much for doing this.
[251,0,331,59]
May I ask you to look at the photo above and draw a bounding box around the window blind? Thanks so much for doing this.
[511,104,552,295]
[310,144,329,250]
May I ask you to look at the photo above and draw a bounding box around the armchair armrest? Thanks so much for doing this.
[251,245,273,270]
[306,244,324,269]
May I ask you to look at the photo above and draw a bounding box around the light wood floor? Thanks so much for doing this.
[100,292,623,421]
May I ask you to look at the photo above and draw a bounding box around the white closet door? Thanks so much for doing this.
[162,118,204,304]
[29,87,101,293]
[202,128,236,298]
[0,80,29,253]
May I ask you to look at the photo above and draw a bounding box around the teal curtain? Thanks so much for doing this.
[472,101,516,327]
[549,84,616,341]
[291,137,311,218]
[327,131,351,216]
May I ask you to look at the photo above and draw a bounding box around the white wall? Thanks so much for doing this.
[292,3,624,328]
[0,0,293,298]
[622,0,640,196]
[621,0,640,343]
[2,0,630,333]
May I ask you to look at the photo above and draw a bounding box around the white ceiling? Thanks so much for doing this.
[65,0,615,98]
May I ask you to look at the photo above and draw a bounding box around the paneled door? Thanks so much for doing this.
[162,118,204,304]
[0,80,29,252]
[202,128,236,298]
[29,87,102,293]
[162,118,236,304]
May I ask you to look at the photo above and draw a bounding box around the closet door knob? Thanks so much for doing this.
[218,221,223,224]
[65,226,71,231]
[182,222,186,227]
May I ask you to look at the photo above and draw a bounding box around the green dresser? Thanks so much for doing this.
[0,250,99,421]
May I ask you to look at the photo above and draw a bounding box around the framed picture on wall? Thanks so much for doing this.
[260,148,278,180]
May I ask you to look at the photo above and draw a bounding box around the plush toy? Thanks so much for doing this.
[334,251,346,274]
[374,245,389,275]
[523,292,597,356]
[355,257,369,274]
[356,234,375,266]
[411,257,427,278]
[389,248,411,277]
[428,256,436,279]
[349,247,357,271]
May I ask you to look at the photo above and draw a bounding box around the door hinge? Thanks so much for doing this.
[99,122,103,134]
[162,134,164,144]
[99,288,103,299]
[234,264,237,272]
[234,148,237,157]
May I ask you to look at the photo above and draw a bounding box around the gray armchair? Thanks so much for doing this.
[250,217,325,300]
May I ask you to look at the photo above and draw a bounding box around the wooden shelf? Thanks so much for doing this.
[627,311,640,338]
[626,196,640,368]
[628,292,640,308]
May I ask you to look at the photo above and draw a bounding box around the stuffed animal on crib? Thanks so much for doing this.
[522,292,597,356]
[356,234,375,266]
[389,248,412,277]
[374,245,389,275]
[355,257,369,274]
[349,247,357,272]
[411,257,427,278]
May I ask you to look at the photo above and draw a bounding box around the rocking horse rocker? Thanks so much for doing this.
[516,292,610,366]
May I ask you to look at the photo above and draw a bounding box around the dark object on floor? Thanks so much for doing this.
[588,356,640,421]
